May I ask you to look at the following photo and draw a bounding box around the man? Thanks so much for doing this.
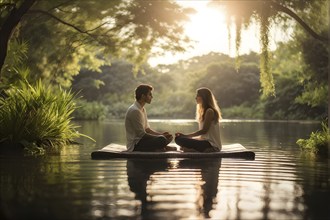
[125,84,174,152]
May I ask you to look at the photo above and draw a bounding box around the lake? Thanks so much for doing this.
[0,120,329,220]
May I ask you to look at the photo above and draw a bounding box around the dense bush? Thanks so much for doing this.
[0,81,91,155]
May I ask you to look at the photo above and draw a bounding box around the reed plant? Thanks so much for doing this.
[0,80,92,155]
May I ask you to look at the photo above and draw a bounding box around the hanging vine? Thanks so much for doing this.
[259,13,275,97]
[234,18,242,72]
[212,0,328,97]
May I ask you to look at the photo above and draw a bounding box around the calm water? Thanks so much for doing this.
[0,120,329,220]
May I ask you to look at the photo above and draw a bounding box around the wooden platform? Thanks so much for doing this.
[91,143,255,160]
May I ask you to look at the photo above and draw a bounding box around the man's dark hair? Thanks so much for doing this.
[135,84,153,100]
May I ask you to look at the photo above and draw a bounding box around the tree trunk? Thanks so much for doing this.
[0,0,36,78]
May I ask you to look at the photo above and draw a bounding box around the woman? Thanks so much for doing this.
[175,87,222,152]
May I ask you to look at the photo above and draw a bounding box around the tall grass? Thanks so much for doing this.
[0,80,92,154]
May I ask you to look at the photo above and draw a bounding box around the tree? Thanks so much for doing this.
[0,0,36,78]
[0,0,193,83]
[263,75,326,120]
[211,0,329,96]
[194,59,260,108]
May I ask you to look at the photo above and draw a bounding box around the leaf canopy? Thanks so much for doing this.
[1,0,193,85]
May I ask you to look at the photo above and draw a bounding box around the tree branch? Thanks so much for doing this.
[27,9,111,46]
[28,9,89,34]
[28,9,110,34]
[0,3,16,10]
[86,21,110,33]
[271,1,328,43]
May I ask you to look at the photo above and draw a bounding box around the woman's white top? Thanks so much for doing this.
[199,120,222,151]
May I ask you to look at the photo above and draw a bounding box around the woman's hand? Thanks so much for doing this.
[175,132,184,137]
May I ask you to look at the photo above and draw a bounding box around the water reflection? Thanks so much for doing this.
[127,159,168,218]
[127,159,222,219]
[1,120,328,220]
[0,153,93,220]
[179,159,221,218]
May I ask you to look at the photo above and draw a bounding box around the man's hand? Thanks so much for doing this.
[162,132,173,143]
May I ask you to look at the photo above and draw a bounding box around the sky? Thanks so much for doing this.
[148,0,290,67]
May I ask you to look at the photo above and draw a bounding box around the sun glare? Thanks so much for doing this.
[184,2,229,54]
[148,0,282,67]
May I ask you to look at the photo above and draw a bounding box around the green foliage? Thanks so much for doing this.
[259,15,274,97]
[71,51,326,121]
[193,59,261,108]
[263,75,326,120]
[210,0,328,97]
[222,103,264,119]
[1,38,29,88]
[12,0,193,87]
[262,39,328,120]
[0,80,92,154]
[71,53,261,119]
[296,84,328,108]
[297,122,329,157]
[73,99,108,120]
[295,32,328,108]
[271,42,305,76]
[72,59,187,119]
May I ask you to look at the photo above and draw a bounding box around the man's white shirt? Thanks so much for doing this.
[124,101,150,151]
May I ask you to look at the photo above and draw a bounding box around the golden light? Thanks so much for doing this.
[183,1,229,55]
[149,1,230,66]
[148,0,283,67]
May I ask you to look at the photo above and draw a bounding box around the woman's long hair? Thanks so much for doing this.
[196,87,222,122]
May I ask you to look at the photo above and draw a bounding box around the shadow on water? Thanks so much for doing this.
[127,158,222,219]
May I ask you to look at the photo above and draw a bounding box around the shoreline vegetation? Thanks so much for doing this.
[0,80,327,157]
[0,81,94,156]
[1,92,328,157]
[296,122,329,157]
[0,52,328,157]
